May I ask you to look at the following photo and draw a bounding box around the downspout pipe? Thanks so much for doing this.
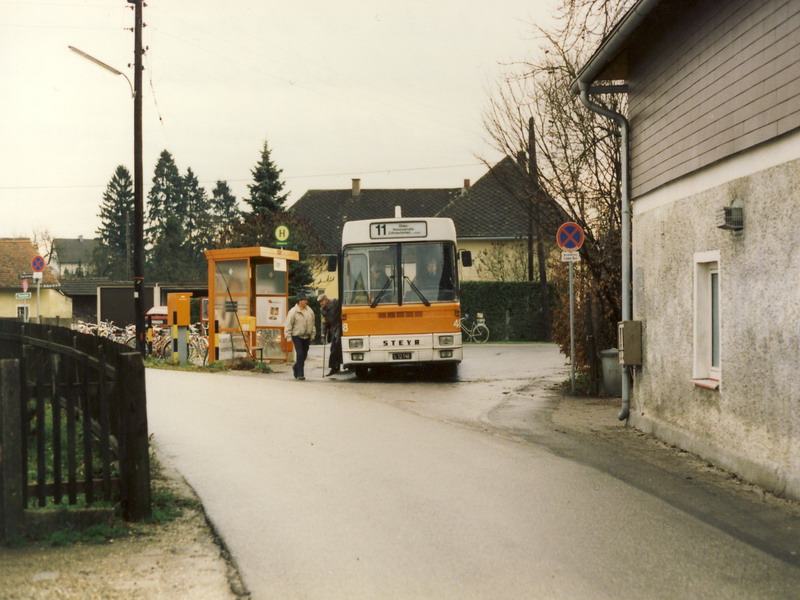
[577,82,631,421]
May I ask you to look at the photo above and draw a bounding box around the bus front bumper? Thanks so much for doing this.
[343,333,462,366]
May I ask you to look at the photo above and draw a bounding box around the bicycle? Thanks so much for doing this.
[460,312,490,343]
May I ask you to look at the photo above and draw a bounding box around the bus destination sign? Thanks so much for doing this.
[370,221,427,239]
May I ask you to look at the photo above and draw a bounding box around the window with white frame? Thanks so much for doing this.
[16,305,29,322]
[693,251,721,388]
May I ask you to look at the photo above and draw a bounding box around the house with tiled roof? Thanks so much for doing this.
[437,156,565,281]
[0,238,72,321]
[51,236,98,278]
[290,159,559,295]
[290,180,462,254]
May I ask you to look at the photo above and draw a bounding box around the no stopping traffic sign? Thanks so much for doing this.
[32,255,45,272]
[556,222,585,251]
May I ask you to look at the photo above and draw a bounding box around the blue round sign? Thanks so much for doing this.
[556,222,585,251]
[32,255,45,272]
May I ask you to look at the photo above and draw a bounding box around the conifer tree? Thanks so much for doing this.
[95,165,134,279]
[211,180,240,224]
[147,150,189,281]
[183,167,214,277]
[244,140,288,215]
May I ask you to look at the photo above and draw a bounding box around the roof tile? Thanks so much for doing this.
[0,238,60,288]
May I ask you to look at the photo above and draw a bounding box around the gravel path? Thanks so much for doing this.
[0,447,247,600]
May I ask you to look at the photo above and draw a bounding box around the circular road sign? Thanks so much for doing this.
[274,224,290,246]
[556,222,585,251]
[32,255,45,272]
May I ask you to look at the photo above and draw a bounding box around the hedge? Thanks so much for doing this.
[459,281,551,342]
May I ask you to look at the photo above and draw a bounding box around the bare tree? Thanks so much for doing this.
[475,240,529,282]
[481,0,630,389]
[33,229,55,264]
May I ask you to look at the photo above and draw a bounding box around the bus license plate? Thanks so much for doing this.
[393,352,412,360]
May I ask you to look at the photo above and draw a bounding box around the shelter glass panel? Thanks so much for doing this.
[255,263,286,295]
[214,260,248,297]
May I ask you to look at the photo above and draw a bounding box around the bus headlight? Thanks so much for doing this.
[438,335,454,346]
[440,349,454,358]
[351,353,364,361]
[349,339,364,349]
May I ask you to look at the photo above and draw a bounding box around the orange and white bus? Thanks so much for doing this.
[337,210,471,377]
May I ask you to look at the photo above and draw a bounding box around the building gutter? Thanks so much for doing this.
[577,84,631,421]
[570,0,663,420]
[569,0,662,96]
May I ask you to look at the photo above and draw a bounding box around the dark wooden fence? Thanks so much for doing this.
[0,319,150,542]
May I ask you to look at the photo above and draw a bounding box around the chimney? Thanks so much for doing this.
[463,179,471,190]
[351,178,361,198]
[78,235,84,242]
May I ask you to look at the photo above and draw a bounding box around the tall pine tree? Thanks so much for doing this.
[147,150,189,281]
[211,180,240,224]
[95,165,134,280]
[244,140,288,215]
[210,180,240,244]
[183,167,214,278]
[146,150,183,246]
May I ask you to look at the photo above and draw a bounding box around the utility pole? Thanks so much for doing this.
[131,0,145,355]
[528,118,552,341]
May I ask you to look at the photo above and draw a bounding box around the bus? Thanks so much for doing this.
[336,209,471,377]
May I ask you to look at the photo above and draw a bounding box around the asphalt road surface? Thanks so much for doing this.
[147,344,800,599]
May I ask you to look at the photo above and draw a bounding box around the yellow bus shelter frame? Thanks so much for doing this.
[205,246,299,363]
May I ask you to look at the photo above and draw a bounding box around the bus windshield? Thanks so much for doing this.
[343,241,457,306]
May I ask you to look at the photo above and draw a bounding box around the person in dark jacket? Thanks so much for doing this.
[319,294,343,376]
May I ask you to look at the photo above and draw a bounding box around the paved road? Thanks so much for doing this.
[147,345,800,599]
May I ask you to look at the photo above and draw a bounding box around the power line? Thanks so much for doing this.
[285,163,485,181]
[0,162,485,192]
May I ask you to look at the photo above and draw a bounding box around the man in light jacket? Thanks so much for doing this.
[285,293,316,380]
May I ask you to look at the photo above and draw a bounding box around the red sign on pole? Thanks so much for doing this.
[32,255,45,272]
[556,222,585,251]
[22,279,28,293]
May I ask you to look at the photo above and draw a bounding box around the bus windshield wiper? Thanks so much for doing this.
[403,276,430,307]
[370,275,395,308]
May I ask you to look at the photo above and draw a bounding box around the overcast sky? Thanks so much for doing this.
[1,0,556,239]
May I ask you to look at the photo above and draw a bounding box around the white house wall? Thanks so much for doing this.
[630,132,800,500]
[0,289,73,320]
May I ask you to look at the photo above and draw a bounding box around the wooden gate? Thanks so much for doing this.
[0,319,151,542]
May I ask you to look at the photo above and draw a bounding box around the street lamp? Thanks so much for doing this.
[68,46,134,97]
[68,1,145,355]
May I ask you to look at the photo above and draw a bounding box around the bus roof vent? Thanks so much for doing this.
[395,206,402,218]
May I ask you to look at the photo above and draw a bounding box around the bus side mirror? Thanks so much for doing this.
[460,250,472,268]
[327,255,338,272]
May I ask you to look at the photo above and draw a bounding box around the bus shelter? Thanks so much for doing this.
[205,246,299,362]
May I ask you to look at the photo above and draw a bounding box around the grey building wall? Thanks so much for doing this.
[630,150,800,499]
[628,0,800,197]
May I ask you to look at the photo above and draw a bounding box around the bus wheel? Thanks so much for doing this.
[436,363,458,379]
[354,367,370,379]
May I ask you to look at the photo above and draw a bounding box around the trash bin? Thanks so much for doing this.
[599,348,622,396]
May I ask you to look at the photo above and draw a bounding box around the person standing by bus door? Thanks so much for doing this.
[285,293,316,380]
[319,294,343,376]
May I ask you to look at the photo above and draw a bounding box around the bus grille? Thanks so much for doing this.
[378,311,424,319]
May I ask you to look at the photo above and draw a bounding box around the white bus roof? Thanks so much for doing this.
[342,217,457,247]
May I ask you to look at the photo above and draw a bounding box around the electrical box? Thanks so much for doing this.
[618,320,642,366]
[167,292,193,326]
